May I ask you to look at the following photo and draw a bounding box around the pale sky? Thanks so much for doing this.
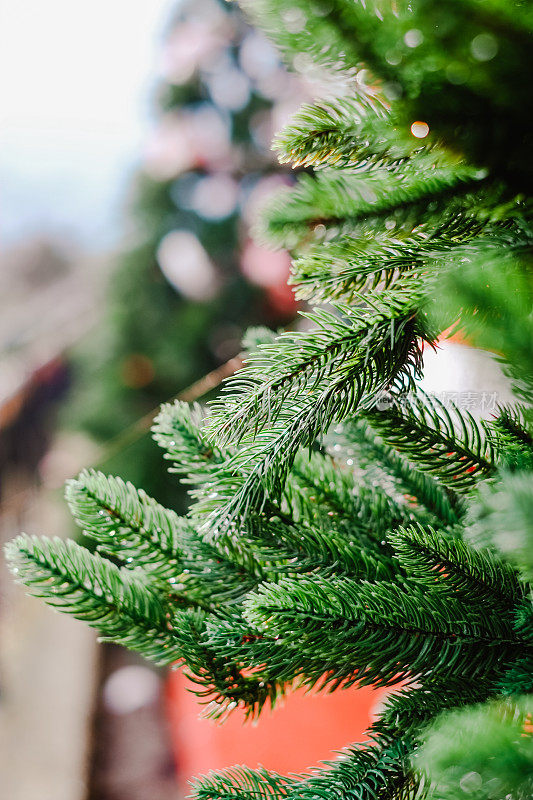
[1,0,175,248]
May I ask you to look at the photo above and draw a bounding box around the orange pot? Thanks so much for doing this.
[166,672,394,793]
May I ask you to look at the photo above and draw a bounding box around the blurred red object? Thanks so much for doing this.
[166,672,393,792]
[240,239,298,318]
[265,283,299,317]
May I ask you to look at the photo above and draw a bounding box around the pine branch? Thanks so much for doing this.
[414,697,533,800]
[239,0,402,79]
[331,419,461,525]
[66,468,255,606]
[243,0,533,188]
[203,314,424,530]
[265,517,399,582]
[373,680,494,745]
[286,448,415,540]
[152,402,299,594]
[198,488,399,585]
[208,305,424,448]
[152,400,227,483]
[152,403,399,582]
[173,608,283,721]
[152,401,276,583]
[192,765,290,800]
[67,468,187,581]
[192,738,418,800]
[273,94,415,171]
[427,249,533,408]
[365,393,497,494]
[4,536,281,717]
[490,405,533,463]
[5,535,180,665]
[289,215,509,305]
[232,575,520,691]
[256,160,483,250]
[465,470,533,584]
[5,1,533,795]
[499,600,533,695]
[388,524,524,610]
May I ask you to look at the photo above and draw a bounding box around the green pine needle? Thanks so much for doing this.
[5,535,180,665]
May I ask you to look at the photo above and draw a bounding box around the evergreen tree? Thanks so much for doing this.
[6,3,533,800]
[66,0,298,507]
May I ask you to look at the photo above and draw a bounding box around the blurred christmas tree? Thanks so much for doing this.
[66,0,302,507]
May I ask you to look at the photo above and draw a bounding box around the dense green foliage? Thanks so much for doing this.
[6,2,533,799]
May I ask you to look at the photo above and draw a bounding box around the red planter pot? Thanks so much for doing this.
[166,672,394,792]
